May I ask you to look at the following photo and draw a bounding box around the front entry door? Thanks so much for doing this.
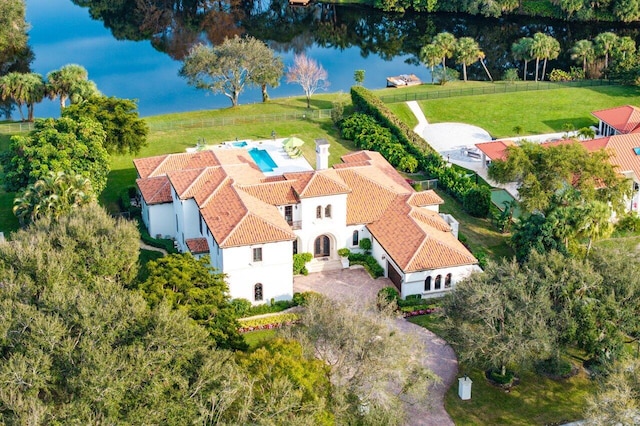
[314,235,330,258]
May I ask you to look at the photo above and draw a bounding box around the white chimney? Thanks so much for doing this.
[315,138,329,170]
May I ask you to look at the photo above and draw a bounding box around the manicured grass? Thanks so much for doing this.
[415,85,640,138]
[409,314,594,425]
[594,234,640,252]
[243,329,278,350]
[386,102,418,128]
[435,189,513,261]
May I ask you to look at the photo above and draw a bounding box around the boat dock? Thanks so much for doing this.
[386,74,422,87]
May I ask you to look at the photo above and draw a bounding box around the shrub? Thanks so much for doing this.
[230,298,252,317]
[243,300,296,317]
[378,286,399,303]
[616,213,640,234]
[337,248,351,257]
[292,291,319,306]
[293,252,313,275]
[331,99,345,124]
[487,369,515,385]
[359,238,372,253]
[462,186,491,217]
[503,68,520,83]
[536,357,573,377]
[238,313,300,332]
[549,69,573,82]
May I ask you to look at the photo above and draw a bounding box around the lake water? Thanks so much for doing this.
[26,0,640,118]
[26,0,427,118]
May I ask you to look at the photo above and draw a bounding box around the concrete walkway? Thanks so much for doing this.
[294,268,457,426]
[139,241,167,255]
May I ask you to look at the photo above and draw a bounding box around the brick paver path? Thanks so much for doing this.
[294,267,458,426]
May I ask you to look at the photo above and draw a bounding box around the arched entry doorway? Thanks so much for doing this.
[314,235,330,258]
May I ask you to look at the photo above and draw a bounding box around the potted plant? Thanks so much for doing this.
[337,248,351,268]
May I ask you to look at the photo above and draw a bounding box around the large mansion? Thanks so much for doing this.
[134,140,479,303]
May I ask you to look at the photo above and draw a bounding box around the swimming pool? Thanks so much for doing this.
[249,148,278,172]
[232,141,248,148]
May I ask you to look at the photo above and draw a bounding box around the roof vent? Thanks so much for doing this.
[634,147,640,155]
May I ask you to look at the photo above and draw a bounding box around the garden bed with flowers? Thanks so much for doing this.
[238,313,300,333]
[401,306,441,318]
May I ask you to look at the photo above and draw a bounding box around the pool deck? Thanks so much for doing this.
[191,139,314,176]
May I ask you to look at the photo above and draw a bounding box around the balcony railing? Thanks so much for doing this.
[287,220,302,230]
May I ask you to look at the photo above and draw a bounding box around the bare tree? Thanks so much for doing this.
[584,358,640,425]
[286,54,329,108]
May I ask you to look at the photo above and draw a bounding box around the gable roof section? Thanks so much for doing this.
[136,176,172,205]
[283,170,350,198]
[598,134,640,178]
[133,151,220,179]
[335,168,400,225]
[238,180,299,206]
[368,196,477,272]
[408,190,444,207]
[186,237,209,254]
[592,105,640,134]
[475,140,516,161]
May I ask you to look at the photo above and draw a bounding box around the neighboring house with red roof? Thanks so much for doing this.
[592,105,640,136]
[134,140,479,303]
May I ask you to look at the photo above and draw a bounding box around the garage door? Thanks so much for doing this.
[387,261,402,291]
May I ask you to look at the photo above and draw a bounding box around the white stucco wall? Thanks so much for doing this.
[143,202,176,239]
[222,240,293,303]
[404,264,481,299]
[295,194,348,258]
[345,224,370,252]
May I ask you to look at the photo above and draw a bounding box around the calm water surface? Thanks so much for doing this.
[26,0,425,118]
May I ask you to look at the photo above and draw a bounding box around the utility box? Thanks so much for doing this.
[458,376,472,400]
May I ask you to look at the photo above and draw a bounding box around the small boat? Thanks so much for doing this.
[386,74,422,87]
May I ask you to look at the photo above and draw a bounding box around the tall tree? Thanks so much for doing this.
[511,37,534,81]
[1,117,109,194]
[0,72,45,122]
[571,39,595,74]
[179,36,282,107]
[13,171,95,226]
[541,34,561,81]
[420,43,442,83]
[594,32,619,69]
[612,36,636,61]
[585,358,640,425]
[286,54,329,109]
[432,32,457,84]
[62,96,149,155]
[139,253,247,351]
[46,64,99,111]
[443,257,554,377]
[455,37,483,82]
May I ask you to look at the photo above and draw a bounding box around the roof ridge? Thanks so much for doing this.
[200,175,232,208]
[234,187,293,233]
[346,167,405,195]
[150,154,172,177]
[220,206,250,247]
[179,167,209,198]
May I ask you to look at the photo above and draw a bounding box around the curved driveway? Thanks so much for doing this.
[294,268,457,426]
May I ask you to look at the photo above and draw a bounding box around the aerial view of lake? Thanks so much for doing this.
[26,0,640,118]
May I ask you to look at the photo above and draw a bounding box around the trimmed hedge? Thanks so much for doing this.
[349,86,491,218]
[349,252,384,278]
[293,252,313,275]
[137,218,178,254]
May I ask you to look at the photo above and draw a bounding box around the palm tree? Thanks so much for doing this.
[455,37,483,82]
[22,73,46,122]
[577,127,596,140]
[420,44,442,84]
[13,171,95,225]
[46,64,96,112]
[511,37,534,81]
[541,35,560,81]
[432,32,457,84]
[594,32,619,69]
[0,72,28,121]
[570,39,595,74]
[531,33,547,82]
[575,200,613,258]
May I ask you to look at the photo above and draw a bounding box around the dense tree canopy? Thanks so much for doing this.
[139,253,246,350]
[62,96,149,155]
[0,72,45,122]
[1,117,110,194]
[179,36,283,107]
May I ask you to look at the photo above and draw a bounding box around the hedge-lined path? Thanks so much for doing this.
[294,268,457,426]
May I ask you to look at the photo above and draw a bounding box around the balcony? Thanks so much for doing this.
[287,220,302,230]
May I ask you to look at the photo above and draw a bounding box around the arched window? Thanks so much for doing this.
[254,283,263,301]
[325,204,332,218]
[445,273,452,288]
[352,230,359,246]
[316,206,322,219]
[314,235,330,258]
[424,276,431,292]
[435,275,442,290]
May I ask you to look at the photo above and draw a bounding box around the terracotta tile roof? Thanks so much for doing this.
[368,196,477,272]
[200,180,246,245]
[408,190,444,207]
[597,134,640,178]
[136,176,172,205]
[238,180,299,205]
[335,168,399,225]
[333,161,371,169]
[592,105,640,134]
[342,151,373,163]
[183,167,228,205]
[167,168,209,199]
[133,151,220,178]
[186,237,209,254]
[221,163,267,185]
[475,140,516,161]
[283,171,350,198]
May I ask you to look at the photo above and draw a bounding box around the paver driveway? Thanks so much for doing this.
[294,267,458,426]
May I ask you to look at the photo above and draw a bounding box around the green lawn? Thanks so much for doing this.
[408,314,593,425]
[415,84,640,138]
[243,329,278,350]
[594,234,640,252]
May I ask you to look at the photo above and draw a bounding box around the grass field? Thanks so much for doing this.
[408,314,594,425]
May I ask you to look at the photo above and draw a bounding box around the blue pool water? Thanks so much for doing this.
[249,148,278,172]
[232,141,248,148]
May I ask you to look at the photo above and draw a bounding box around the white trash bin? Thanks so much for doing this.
[458,376,472,400]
